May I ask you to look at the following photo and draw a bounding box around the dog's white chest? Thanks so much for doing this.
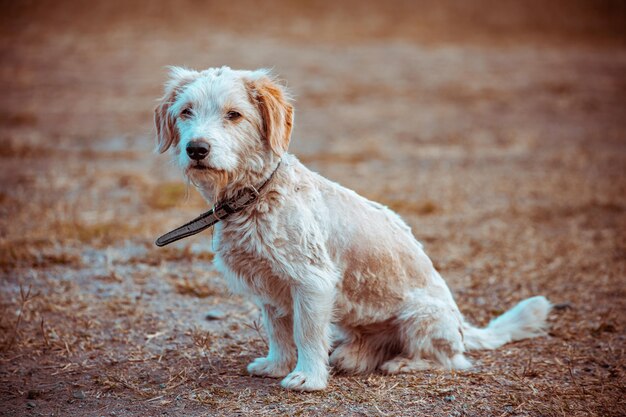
[212,223,293,310]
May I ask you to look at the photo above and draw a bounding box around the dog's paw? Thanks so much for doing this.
[330,343,376,374]
[247,357,291,378]
[379,357,432,374]
[280,370,327,391]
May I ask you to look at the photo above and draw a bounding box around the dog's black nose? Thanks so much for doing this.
[186,140,210,161]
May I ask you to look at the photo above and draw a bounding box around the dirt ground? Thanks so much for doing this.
[1,1,625,416]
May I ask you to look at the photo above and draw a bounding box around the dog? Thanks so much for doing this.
[154,66,551,391]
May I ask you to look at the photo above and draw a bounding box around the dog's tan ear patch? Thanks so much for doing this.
[154,97,176,154]
[154,67,198,153]
[247,76,294,156]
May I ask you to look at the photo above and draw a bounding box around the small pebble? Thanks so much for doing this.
[205,309,226,320]
[444,395,455,402]
[73,390,86,400]
[27,390,40,399]
[26,401,36,408]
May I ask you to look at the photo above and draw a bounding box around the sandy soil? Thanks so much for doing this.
[1,1,625,416]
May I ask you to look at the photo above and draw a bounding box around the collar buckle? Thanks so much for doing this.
[227,187,259,212]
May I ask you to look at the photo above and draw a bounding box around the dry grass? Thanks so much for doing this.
[0,241,82,270]
[144,182,206,211]
[374,197,440,216]
[51,220,144,245]
[171,276,221,298]
[0,141,140,160]
[122,245,215,266]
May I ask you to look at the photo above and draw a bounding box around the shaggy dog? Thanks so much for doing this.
[154,66,551,391]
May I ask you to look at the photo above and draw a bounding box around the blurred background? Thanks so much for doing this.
[1,1,625,416]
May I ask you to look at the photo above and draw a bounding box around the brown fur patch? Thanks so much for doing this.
[340,240,432,311]
[208,170,231,199]
[351,317,398,336]
[246,77,293,156]
[431,337,458,358]
[340,247,406,312]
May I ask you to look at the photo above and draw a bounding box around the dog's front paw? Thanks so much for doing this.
[280,370,327,391]
[247,357,291,378]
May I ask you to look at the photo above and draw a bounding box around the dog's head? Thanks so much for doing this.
[155,66,293,200]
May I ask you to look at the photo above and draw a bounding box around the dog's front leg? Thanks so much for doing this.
[247,304,295,378]
[281,278,334,391]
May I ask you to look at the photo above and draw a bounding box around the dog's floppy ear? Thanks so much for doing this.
[154,67,198,153]
[246,71,294,156]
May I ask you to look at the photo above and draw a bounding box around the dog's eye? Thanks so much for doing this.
[226,110,242,121]
[180,107,193,119]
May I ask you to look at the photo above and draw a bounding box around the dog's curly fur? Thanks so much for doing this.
[155,66,552,391]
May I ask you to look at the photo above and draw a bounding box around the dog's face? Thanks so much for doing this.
[155,66,293,199]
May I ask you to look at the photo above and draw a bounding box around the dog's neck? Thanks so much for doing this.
[197,155,282,205]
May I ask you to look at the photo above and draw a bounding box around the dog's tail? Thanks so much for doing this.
[463,296,551,351]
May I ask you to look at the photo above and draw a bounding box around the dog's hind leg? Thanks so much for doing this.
[330,333,383,374]
[330,324,401,374]
[380,300,471,374]
[247,304,296,378]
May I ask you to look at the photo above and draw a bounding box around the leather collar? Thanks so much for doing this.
[155,160,281,247]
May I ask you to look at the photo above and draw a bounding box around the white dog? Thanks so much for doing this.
[154,66,551,391]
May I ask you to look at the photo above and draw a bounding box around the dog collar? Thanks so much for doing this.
[155,161,281,247]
